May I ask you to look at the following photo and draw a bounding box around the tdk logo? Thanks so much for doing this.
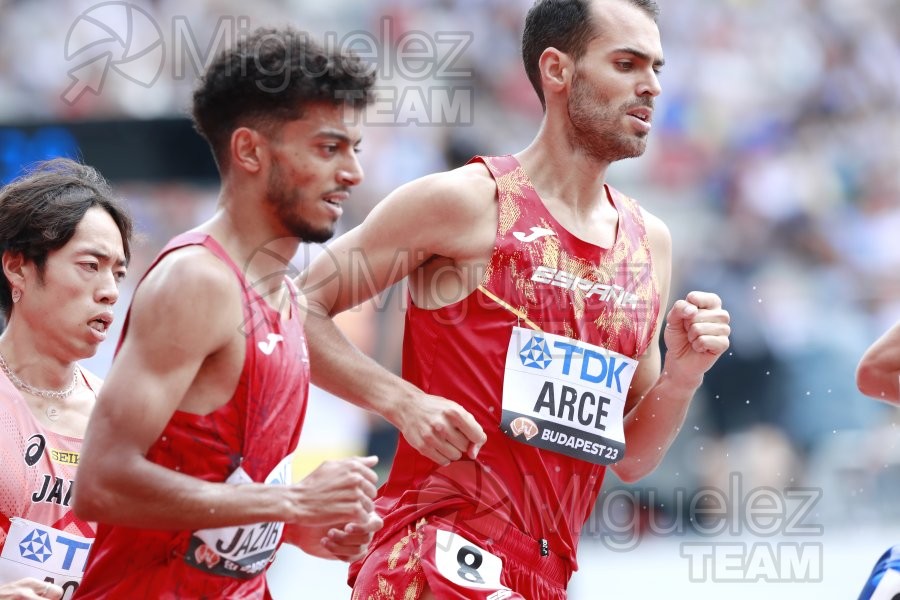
[19,528,53,563]
[18,528,91,571]
[519,336,552,369]
[555,341,628,394]
[520,333,629,394]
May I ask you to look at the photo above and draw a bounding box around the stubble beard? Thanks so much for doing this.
[567,72,650,164]
[266,161,336,244]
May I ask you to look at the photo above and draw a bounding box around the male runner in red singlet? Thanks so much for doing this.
[300,1,731,598]
[73,28,382,599]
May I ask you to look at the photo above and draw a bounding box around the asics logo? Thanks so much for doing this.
[513,227,556,243]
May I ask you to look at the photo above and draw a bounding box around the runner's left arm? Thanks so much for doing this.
[611,213,730,483]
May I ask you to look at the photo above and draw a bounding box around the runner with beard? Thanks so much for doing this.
[73,27,382,599]
[300,1,731,598]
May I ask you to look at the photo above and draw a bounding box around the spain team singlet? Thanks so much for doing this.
[75,232,309,600]
[353,155,661,585]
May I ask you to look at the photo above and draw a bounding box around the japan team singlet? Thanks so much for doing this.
[352,155,661,589]
[0,372,98,598]
[75,232,309,600]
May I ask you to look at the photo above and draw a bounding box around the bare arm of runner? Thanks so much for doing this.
[612,212,731,482]
[300,167,495,466]
[75,248,377,530]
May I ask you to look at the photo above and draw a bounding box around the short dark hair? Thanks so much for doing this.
[0,158,134,319]
[522,0,660,108]
[192,26,377,171]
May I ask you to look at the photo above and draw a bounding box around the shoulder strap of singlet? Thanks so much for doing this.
[467,154,519,180]
[79,369,103,393]
[116,232,253,353]
[283,275,302,314]
[155,232,250,289]
[117,232,265,466]
[162,233,301,315]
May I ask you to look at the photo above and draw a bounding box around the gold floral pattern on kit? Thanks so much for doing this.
[355,519,428,600]
[482,155,660,359]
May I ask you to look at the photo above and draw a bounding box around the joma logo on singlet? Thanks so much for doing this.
[531,265,639,309]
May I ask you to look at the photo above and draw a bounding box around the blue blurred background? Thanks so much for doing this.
[1,0,898,597]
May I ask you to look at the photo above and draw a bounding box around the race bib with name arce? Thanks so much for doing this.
[500,327,636,465]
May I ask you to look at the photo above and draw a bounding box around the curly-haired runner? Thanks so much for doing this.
[73,28,381,600]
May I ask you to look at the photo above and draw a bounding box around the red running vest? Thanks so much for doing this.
[76,232,309,600]
[365,155,661,577]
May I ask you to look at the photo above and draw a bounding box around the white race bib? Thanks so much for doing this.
[500,326,637,465]
[184,453,293,579]
[0,517,92,598]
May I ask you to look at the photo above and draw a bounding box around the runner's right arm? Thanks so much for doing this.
[300,168,492,465]
[74,249,377,530]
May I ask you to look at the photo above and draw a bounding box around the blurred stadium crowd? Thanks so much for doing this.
[1,0,899,546]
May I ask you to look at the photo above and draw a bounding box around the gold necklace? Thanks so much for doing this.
[0,351,79,420]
